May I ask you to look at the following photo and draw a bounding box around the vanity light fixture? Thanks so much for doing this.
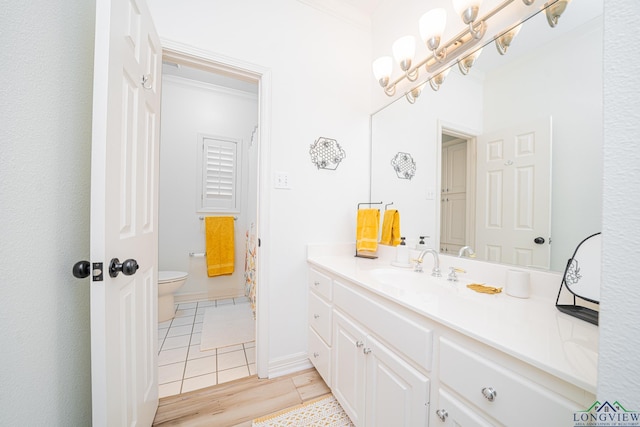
[457,47,483,75]
[419,8,448,63]
[372,0,578,104]
[545,0,571,27]
[392,36,419,82]
[429,68,451,91]
[372,0,538,104]
[372,56,395,96]
[452,0,485,39]
[495,23,523,55]
[405,83,425,104]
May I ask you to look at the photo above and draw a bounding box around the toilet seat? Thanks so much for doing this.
[159,270,188,284]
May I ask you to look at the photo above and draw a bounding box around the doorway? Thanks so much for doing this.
[439,129,476,256]
[157,44,270,396]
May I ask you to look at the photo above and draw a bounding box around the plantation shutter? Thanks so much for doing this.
[201,136,238,211]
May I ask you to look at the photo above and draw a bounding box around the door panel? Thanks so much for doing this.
[476,118,552,268]
[90,0,161,424]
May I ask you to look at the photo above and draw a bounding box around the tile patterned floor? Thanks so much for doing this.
[157,297,255,398]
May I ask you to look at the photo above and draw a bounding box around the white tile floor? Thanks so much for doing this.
[157,296,256,398]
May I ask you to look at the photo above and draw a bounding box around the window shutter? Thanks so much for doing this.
[200,137,238,210]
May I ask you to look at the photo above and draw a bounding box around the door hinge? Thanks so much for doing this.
[93,262,104,282]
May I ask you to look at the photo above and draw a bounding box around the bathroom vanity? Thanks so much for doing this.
[307,245,597,427]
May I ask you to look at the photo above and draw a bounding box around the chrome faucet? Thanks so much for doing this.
[458,246,476,258]
[414,249,441,277]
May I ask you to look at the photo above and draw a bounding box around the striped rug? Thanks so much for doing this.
[252,394,354,427]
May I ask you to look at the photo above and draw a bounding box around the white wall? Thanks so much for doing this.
[0,1,94,425]
[159,75,258,299]
[148,0,372,368]
[2,0,637,423]
[599,0,640,406]
[483,18,603,271]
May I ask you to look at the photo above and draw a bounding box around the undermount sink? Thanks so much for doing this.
[369,267,424,286]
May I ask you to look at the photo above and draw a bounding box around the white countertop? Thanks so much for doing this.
[307,251,598,393]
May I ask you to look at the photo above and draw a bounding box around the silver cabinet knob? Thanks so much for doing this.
[435,409,448,422]
[363,348,372,355]
[314,281,320,287]
[356,340,364,348]
[482,387,497,402]
[313,314,320,319]
[313,352,319,358]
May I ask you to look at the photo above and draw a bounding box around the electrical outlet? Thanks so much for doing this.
[274,171,291,189]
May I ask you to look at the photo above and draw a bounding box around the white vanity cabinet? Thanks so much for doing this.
[331,279,431,427]
[434,337,585,427]
[307,268,333,386]
[306,261,596,427]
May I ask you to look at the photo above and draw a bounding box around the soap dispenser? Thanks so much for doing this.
[416,236,428,250]
[393,237,410,267]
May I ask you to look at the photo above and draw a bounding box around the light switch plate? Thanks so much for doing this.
[426,188,435,200]
[274,171,291,189]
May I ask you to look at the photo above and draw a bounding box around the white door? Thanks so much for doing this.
[475,118,551,268]
[90,0,162,424]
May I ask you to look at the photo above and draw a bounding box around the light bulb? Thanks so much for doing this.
[419,8,447,51]
[392,36,416,71]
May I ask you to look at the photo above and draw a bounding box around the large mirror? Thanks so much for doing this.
[371,1,603,272]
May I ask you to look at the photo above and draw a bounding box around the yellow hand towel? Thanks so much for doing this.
[356,209,380,253]
[205,216,235,277]
[379,209,401,246]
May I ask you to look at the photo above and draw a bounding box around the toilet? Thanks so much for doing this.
[158,271,188,322]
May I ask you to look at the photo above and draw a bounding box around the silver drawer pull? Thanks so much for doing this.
[313,352,319,358]
[356,340,364,348]
[313,314,320,319]
[481,387,497,402]
[314,281,320,286]
[363,348,372,355]
[435,409,448,422]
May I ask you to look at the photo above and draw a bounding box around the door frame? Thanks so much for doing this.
[436,120,478,254]
[162,40,271,378]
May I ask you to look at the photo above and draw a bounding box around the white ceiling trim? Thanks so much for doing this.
[298,0,371,31]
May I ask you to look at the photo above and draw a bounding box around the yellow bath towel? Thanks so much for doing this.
[356,208,380,254]
[379,209,401,246]
[205,216,235,277]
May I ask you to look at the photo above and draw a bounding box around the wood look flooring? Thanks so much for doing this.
[153,368,331,426]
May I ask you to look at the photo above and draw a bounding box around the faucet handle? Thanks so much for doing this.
[447,267,458,281]
[413,259,424,272]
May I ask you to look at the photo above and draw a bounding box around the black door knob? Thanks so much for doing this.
[109,258,140,278]
[534,237,545,244]
[72,261,91,278]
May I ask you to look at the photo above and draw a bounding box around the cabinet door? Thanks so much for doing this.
[443,192,467,246]
[445,142,467,194]
[333,311,367,426]
[365,335,430,427]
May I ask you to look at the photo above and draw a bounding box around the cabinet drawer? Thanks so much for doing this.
[309,268,332,301]
[308,327,331,387]
[434,389,493,427]
[309,290,332,344]
[333,280,432,372]
[439,338,580,427]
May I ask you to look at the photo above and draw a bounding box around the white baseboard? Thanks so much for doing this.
[174,292,209,304]
[267,351,313,379]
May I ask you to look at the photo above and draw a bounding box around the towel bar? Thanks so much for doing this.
[199,216,237,220]
[189,252,206,257]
